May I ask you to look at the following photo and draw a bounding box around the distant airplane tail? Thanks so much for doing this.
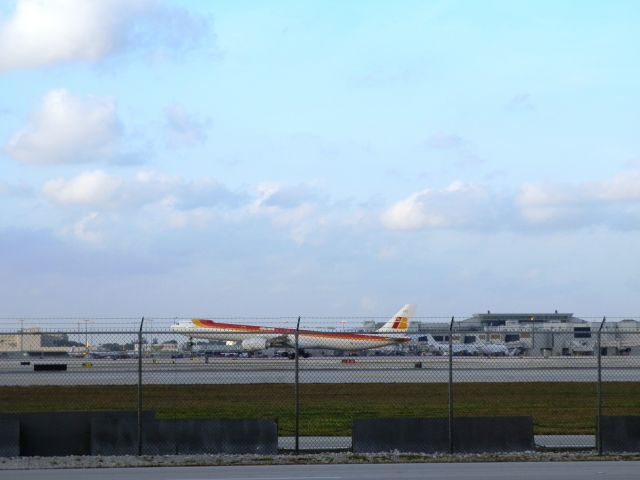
[376,304,416,333]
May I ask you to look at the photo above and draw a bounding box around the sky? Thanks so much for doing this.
[0,0,639,321]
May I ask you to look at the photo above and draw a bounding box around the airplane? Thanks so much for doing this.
[421,334,479,356]
[475,341,509,356]
[88,350,133,360]
[421,334,509,356]
[170,304,416,358]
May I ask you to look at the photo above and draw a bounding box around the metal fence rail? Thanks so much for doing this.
[1,318,640,455]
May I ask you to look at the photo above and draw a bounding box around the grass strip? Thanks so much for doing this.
[1,382,639,436]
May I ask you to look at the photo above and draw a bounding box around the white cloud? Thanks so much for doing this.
[40,169,247,238]
[517,173,640,211]
[145,195,215,230]
[69,211,102,243]
[244,183,325,244]
[42,168,242,217]
[43,170,123,206]
[0,0,209,72]
[382,170,640,232]
[136,181,323,236]
[166,103,208,147]
[257,183,319,209]
[5,89,121,165]
[515,183,579,224]
[516,171,640,228]
[134,169,181,187]
[251,183,319,225]
[133,169,242,210]
[0,0,150,71]
[380,181,496,230]
[596,170,640,202]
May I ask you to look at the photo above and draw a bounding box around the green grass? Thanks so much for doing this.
[1,383,639,436]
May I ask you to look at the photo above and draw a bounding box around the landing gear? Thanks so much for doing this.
[288,349,311,359]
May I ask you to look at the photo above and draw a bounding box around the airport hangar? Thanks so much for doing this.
[397,312,640,357]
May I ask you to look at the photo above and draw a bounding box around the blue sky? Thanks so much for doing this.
[1,0,639,320]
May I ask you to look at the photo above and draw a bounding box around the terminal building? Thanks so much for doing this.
[0,328,79,356]
[408,312,640,356]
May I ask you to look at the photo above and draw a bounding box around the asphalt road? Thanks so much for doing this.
[1,462,639,480]
[1,356,639,385]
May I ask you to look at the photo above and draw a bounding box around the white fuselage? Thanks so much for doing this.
[171,320,408,351]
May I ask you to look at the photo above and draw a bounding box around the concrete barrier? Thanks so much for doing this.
[90,415,141,456]
[453,416,534,453]
[0,420,19,457]
[353,416,534,453]
[171,419,278,455]
[33,364,67,371]
[353,418,448,453]
[600,416,640,453]
[0,411,153,457]
[0,411,276,456]
[91,418,278,455]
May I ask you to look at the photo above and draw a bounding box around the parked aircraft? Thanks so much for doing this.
[475,341,509,356]
[170,304,416,357]
[89,350,133,360]
[421,334,510,356]
[422,334,478,356]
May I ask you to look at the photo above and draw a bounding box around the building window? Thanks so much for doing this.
[574,327,591,339]
[485,320,506,327]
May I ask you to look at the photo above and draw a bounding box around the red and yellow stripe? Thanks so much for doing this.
[391,316,408,330]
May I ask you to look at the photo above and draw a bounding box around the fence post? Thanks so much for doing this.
[448,316,454,454]
[597,316,606,455]
[138,316,144,456]
[295,316,300,454]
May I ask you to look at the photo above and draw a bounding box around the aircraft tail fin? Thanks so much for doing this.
[376,304,416,333]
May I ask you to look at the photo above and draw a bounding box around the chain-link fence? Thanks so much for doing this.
[1,315,640,455]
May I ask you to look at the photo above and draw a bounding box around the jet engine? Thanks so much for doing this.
[241,337,269,351]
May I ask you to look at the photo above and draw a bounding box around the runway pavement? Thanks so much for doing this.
[1,356,639,385]
[2,462,640,480]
